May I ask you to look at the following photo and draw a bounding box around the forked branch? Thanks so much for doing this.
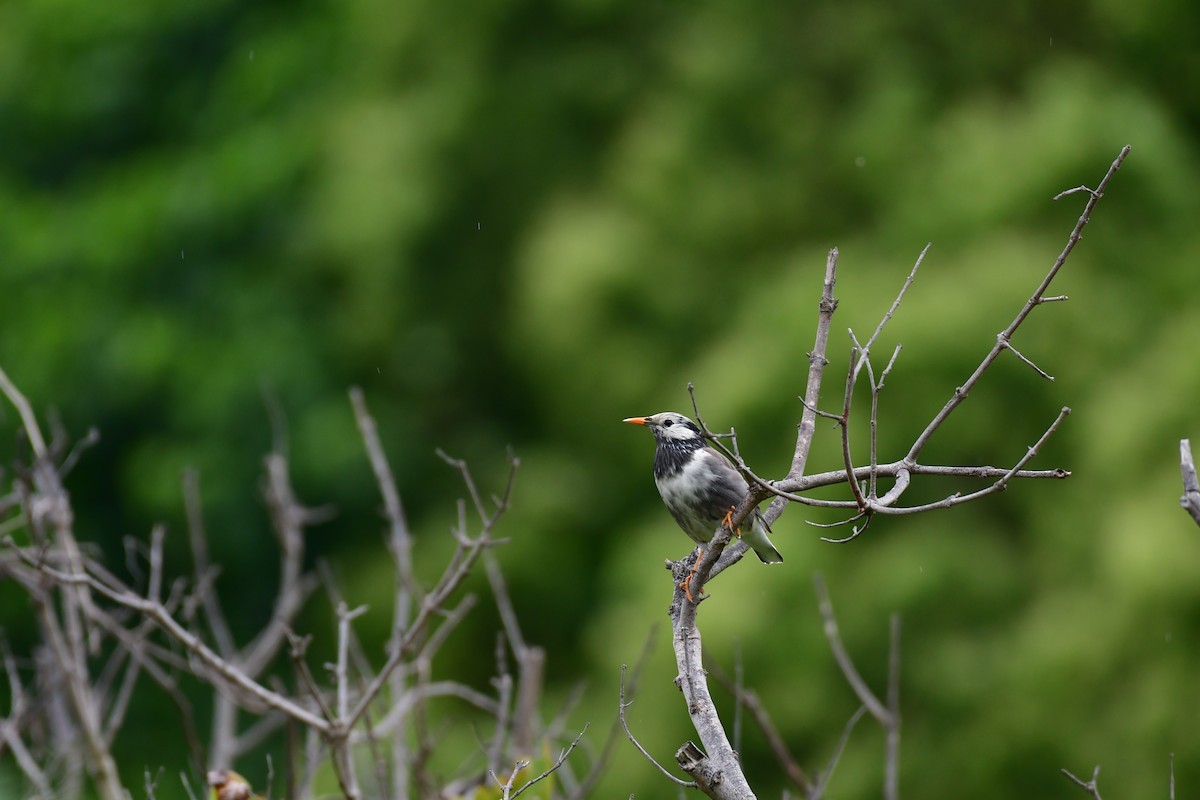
[652,148,1130,800]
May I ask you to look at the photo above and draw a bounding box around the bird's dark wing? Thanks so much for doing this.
[702,445,739,471]
[699,446,750,509]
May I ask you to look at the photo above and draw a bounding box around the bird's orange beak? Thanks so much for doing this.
[622,416,648,425]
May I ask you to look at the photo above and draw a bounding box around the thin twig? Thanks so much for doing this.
[1,698,52,798]
[618,665,696,788]
[489,760,530,800]
[347,453,517,729]
[336,603,369,720]
[818,515,872,544]
[0,365,48,459]
[1061,765,1104,800]
[813,574,891,724]
[182,470,237,658]
[864,243,928,355]
[766,407,1073,516]
[488,634,514,776]
[787,247,841,483]
[906,145,1129,463]
[570,625,658,800]
[350,388,417,800]
[283,630,332,726]
[509,724,589,800]
[1053,186,1098,200]
[732,640,743,757]
[244,452,321,677]
[808,705,867,800]
[838,345,868,510]
[884,613,901,800]
[708,660,812,793]
[6,542,332,731]
[332,603,368,800]
[1001,340,1054,381]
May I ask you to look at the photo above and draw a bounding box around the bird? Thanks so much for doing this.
[623,412,783,567]
[207,770,263,800]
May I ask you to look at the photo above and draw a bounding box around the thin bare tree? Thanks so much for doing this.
[0,377,586,800]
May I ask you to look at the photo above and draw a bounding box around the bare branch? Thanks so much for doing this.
[667,578,757,798]
[365,680,501,739]
[813,574,891,725]
[570,625,658,800]
[349,387,421,800]
[808,705,867,800]
[336,603,370,721]
[818,514,872,544]
[350,387,417,604]
[885,613,901,800]
[58,426,101,478]
[0,364,48,459]
[182,470,236,658]
[333,601,369,800]
[618,664,696,789]
[243,452,322,677]
[1061,764,1104,800]
[488,634,515,777]
[787,247,841,483]
[708,659,812,793]
[489,760,530,800]
[1052,185,1099,200]
[863,243,929,354]
[838,346,869,510]
[0,641,52,799]
[762,407,1073,516]
[814,574,902,800]
[509,724,589,800]
[906,145,1130,463]
[1180,440,1200,526]
[483,549,544,752]
[1001,339,1054,381]
[285,630,334,724]
[346,452,518,730]
[5,541,332,732]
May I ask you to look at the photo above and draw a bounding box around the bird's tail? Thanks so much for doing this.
[744,517,783,564]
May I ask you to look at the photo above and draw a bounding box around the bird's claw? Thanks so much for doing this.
[723,506,742,538]
[680,558,706,603]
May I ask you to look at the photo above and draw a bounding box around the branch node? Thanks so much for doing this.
[1061,764,1104,800]
[675,741,723,788]
[1053,185,1099,201]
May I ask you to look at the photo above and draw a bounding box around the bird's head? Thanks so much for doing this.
[622,412,703,443]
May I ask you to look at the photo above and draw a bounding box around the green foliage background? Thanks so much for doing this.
[2,0,1200,797]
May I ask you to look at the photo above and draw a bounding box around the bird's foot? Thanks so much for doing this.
[723,506,743,538]
[680,558,705,602]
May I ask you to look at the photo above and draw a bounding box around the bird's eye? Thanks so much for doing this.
[663,419,674,427]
